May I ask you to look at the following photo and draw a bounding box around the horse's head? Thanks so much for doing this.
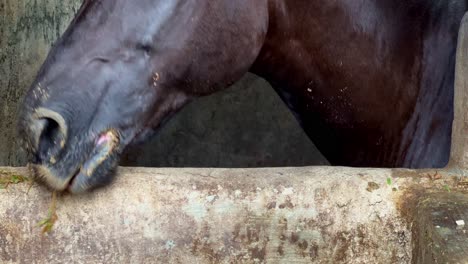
[18,0,267,193]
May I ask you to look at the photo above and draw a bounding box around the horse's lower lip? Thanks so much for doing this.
[66,169,81,192]
[66,129,120,192]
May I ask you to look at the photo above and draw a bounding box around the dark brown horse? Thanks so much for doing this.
[18,0,465,192]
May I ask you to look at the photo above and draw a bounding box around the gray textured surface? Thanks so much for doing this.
[0,166,414,264]
[412,191,468,264]
[121,74,328,168]
[0,0,327,168]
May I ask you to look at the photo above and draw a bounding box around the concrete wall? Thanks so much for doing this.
[0,0,82,166]
[0,0,327,167]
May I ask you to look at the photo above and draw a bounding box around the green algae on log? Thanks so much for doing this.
[0,170,29,189]
[37,191,58,234]
[0,169,57,234]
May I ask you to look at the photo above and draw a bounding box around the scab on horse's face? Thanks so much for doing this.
[17,0,268,193]
[18,0,462,193]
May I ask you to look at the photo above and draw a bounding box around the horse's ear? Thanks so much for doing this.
[447,12,468,171]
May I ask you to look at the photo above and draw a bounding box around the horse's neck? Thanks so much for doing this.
[251,0,466,167]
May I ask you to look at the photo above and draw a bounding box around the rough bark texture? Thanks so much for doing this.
[0,167,413,264]
[0,167,467,264]
[0,0,326,168]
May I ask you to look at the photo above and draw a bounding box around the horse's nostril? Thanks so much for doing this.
[31,108,68,163]
[39,118,60,152]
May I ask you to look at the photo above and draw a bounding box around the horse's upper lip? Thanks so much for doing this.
[65,129,120,192]
[82,129,120,177]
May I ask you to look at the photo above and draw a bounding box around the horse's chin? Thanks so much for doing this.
[28,129,121,193]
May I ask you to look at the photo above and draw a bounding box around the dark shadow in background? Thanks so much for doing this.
[121,73,329,168]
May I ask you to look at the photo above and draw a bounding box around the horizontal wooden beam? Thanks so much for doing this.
[1,166,467,263]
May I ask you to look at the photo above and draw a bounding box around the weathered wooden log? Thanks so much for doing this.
[1,166,467,263]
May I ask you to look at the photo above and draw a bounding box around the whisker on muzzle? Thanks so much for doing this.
[27,164,71,191]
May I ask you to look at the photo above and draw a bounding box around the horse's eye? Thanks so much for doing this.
[136,42,153,53]
[93,57,110,63]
